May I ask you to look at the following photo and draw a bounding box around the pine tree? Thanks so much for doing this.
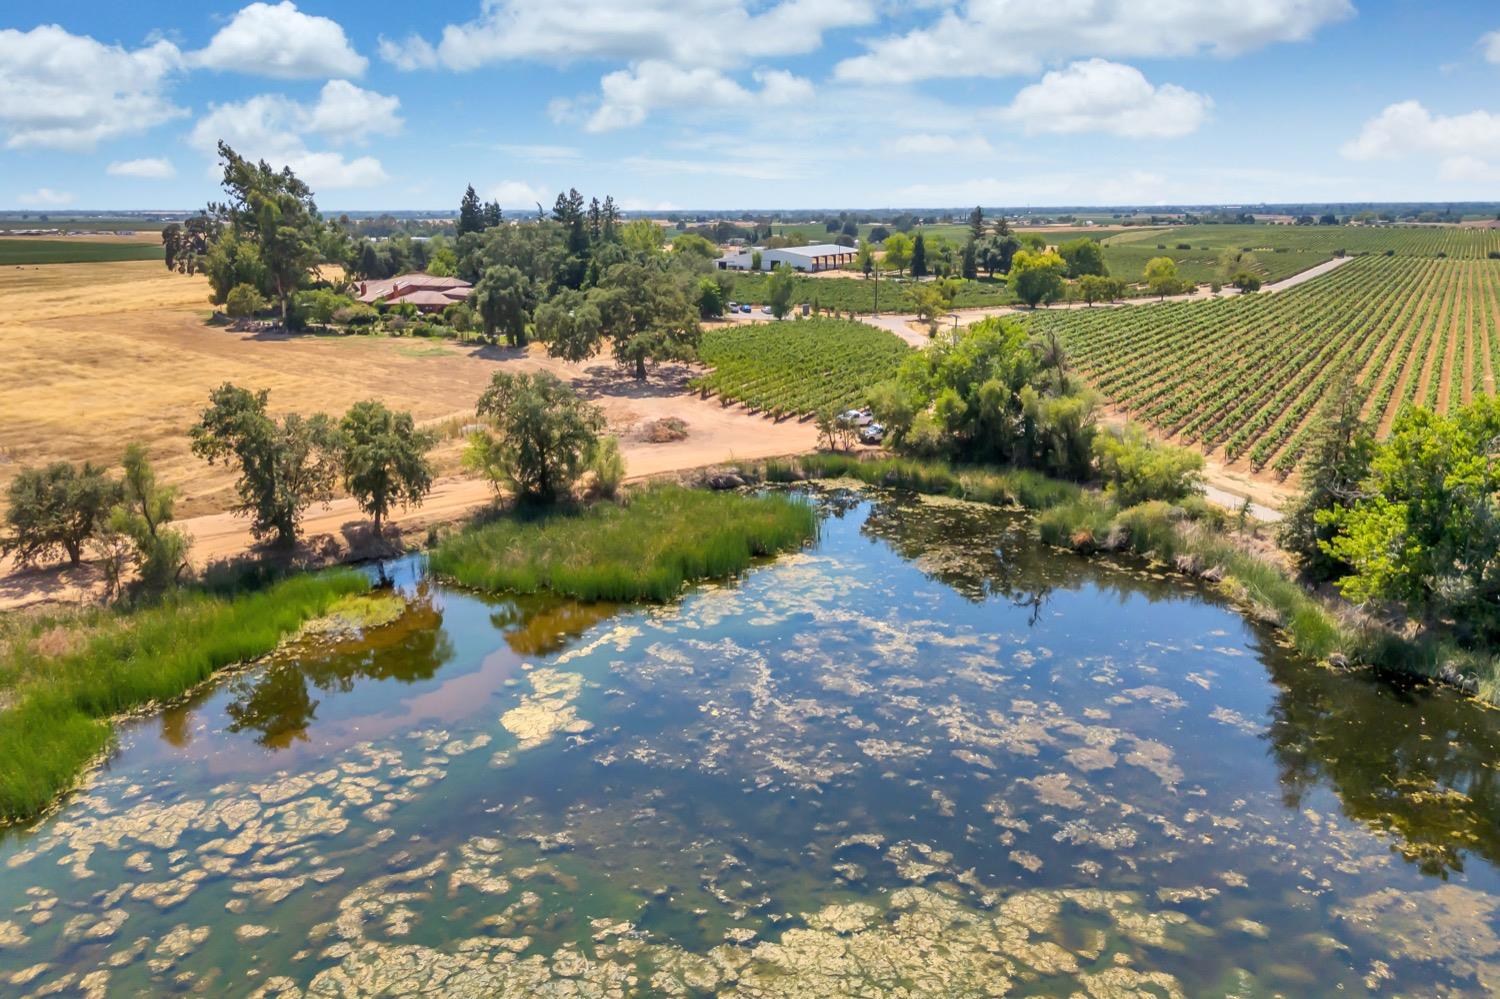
[911,231,928,278]
[961,239,978,280]
[459,185,484,235]
[601,195,620,241]
[588,197,603,241]
[1278,373,1374,581]
[482,201,503,228]
[967,205,985,243]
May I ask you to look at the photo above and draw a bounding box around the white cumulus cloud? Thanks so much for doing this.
[583,61,813,132]
[1483,30,1500,64]
[836,0,1353,84]
[191,1,367,79]
[190,82,401,189]
[107,157,177,179]
[884,133,994,156]
[0,25,183,150]
[1342,100,1500,189]
[380,0,875,72]
[486,181,549,209]
[998,60,1212,139]
[18,187,76,206]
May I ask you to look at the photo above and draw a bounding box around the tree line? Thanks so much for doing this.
[4,392,437,602]
[165,146,732,382]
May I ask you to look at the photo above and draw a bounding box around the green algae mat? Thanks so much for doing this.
[3,488,1499,996]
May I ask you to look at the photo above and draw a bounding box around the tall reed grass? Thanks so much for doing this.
[787,453,1082,510]
[430,484,817,603]
[0,570,368,822]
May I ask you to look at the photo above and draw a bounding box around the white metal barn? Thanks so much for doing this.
[716,243,858,273]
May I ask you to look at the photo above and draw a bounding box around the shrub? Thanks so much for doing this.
[589,437,626,498]
[1093,426,1204,507]
[225,283,267,318]
[295,288,356,325]
[332,303,379,326]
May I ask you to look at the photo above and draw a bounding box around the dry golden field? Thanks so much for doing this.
[0,261,817,523]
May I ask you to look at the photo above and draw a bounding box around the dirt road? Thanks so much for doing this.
[862,254,1355,342]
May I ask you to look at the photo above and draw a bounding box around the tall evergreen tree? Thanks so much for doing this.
[587,197,603,241]
[967,205,985,243]
[961,239,978,280]
[482,200,503,228]
[458,185,484,235]
[1278,374,1374,581]
[601,195,620,241]
[911,231,928,278]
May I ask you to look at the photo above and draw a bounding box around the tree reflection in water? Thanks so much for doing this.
[856,493,1059,615]
[224,584,454,748]
[1264,654,1500,878]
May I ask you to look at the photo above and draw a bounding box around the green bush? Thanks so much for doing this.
[1093,426,1204,506]
[225,283,267,318]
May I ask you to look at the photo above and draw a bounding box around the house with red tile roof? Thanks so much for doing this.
[355,274,472,312]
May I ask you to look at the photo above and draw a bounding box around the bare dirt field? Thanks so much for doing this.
[0,261,818,607]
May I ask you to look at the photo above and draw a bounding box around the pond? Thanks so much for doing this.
[2,487,1500,997]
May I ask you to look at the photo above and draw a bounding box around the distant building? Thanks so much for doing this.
[355,273,472,312]
[717,243,858,273]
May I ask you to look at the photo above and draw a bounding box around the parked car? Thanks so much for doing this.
[727,301,738,311]
[859,423,885,445]
[760,305,772,315]
[838,408,873,427]
[740,303,752,314]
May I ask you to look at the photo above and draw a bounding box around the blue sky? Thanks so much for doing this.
[2,1,1498,211]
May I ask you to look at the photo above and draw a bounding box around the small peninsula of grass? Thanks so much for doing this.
[430,484,817,602]
[0,570,370,823]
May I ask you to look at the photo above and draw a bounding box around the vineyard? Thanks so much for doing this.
[727,273,1014,313]
[694,318,908,417]
[1025,254,1500,475]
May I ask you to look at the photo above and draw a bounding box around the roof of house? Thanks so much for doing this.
[355,273,472,304]
[388,289,467,307]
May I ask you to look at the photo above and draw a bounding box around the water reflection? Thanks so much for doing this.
[3,487,1500,996]
[1265,656,1500,878]
[223,587,454,748]
[857,493,1056,611]
[490,597,620,657]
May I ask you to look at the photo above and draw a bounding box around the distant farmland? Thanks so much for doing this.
[0,239,164,265]
[1026,252,1500,475]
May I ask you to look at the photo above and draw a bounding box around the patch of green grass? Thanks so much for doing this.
[0,240,163,265]
[430,484,818,602]
[0,570,369,822]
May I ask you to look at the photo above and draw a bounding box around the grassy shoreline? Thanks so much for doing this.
[430,484,817,602]
[0,570,370,823]
[739,452,1497,703]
